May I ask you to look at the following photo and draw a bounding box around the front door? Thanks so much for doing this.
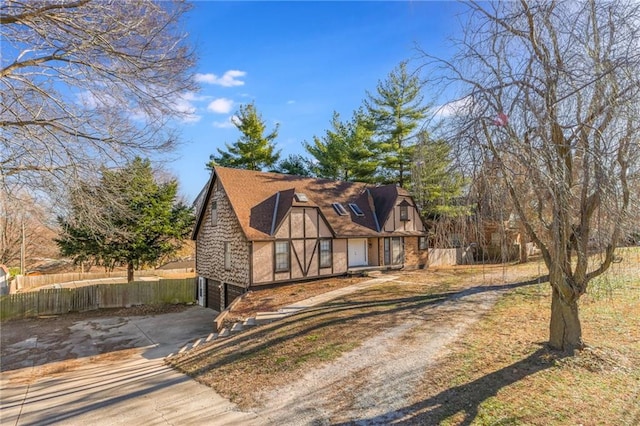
[348,238,368,267]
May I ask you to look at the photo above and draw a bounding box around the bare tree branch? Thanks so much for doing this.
[427,0,640,351]
[1,0,197,219]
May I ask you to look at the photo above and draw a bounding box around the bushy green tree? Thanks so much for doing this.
[304,109,377,182]
[56,158,194,282]
[271,154,313,176]
[366,61,429,187]
[410,132,469,219]
[208,102,280,171]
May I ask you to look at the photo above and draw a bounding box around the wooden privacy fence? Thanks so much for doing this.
[0,278,196,321]
[15,268,195,291]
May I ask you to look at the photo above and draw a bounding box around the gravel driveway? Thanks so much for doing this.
[253,273,537,425]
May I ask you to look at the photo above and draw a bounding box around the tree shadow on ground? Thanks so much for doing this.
[169,276,547,381]
[334,346,564,426]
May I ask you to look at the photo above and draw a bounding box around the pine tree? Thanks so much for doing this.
[366,61,429,187]
[304,109,377,182]
[410,132,468,219]
[208,102,280,171]
[271,154,313,176]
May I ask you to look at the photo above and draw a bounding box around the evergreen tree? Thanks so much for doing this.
[271,154,313,176]
[304,109,377,182]
[56,158,194,282]
[366,61,429,187]
[208,102,280,171]
[410,132,468,219]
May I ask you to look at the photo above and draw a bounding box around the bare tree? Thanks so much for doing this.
[1,0,197,206]
[0,191,59,269]
[425,0,640,351]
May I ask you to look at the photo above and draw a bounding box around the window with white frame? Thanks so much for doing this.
[348,203,364,217]
[210,200,218,226]
[384,237,404,265]
[224,241,231,270]
[275,241,290,272]
[319,239,332,268]
[332,202,348,216]
[419,236,428,250]
[399,204,409,221]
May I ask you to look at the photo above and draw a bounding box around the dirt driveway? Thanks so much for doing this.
[0,306,259,425]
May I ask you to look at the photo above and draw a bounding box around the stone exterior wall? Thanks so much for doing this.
[196,181,250,289]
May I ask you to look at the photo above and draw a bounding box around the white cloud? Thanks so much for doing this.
[172,93,201,123]
[212,115,239,129]
[76,90,119,109]
[195,70,247,87]
[207,98,234,114]
[181,91,211,102]
[434,96,472,118]
[287,100,296,105]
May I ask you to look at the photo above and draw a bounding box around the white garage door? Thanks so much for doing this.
[348,238,368,267]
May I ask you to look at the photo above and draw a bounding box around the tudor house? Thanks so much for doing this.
[192,166,428,312]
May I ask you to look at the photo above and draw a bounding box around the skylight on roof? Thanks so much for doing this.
[349,203,364,217]
[295,192,309,202]
[332,202,348,216]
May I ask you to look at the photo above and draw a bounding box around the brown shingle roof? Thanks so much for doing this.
[193,166,421,241]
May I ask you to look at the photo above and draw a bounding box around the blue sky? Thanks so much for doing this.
[172,1,467,201]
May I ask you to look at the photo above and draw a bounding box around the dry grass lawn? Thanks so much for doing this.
[404,250,640,425]
[168,250,640,424]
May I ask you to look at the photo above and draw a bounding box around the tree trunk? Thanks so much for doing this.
[518,228,528,263]
[127,261,134,283]
[549,286,584,353]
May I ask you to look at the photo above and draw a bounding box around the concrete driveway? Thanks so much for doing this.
[0,306,259,425]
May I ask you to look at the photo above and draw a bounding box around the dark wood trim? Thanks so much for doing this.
[249,241,254,286]
[291,240,304,276]
[303,210,307,273]
[305,239,319,273]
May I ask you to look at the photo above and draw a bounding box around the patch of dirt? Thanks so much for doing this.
[0,304,190,372]
[226,275,369,321]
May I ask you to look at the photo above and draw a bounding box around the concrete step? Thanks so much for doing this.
[243,317,257,327]
[278,306,304,314]
[254,311,287,325]
[230,322,243,333]
[218,327,230,338]
[255,311,284,317]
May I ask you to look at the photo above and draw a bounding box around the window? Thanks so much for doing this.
[210,201,218,226]
[224,242,231,270]
[384,237,404,265]
[348,203,364,217]
[399,204,409,221]
[332,202,348,216]
[275,241,290,272]
[419,236,428,250]
[319,239,332,268]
